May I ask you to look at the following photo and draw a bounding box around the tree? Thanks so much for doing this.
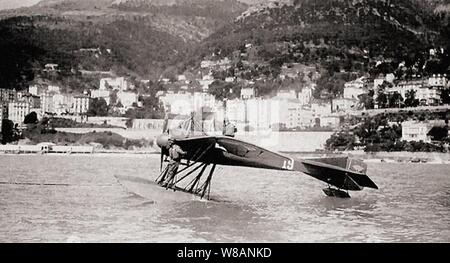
[88,98,108,116]
[1,119,16,144]
[404,90,419,107]
[24,112,38,124]
[209,80,238,101]
[440,89,450,105]
[325,131,356,151]
[388,92,404,108]
[376,87,388,109]
[358,90,375,109]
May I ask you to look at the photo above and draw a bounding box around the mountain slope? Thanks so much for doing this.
[0,0,249,88]
[186,0,450,97]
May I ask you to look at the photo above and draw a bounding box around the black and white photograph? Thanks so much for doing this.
[0,0,449,245]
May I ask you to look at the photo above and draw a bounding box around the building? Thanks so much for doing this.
[298,86,313,105]
[319,116,340,128]
[117,91,138,108]
[100,77,129,91]
[28,85,43,96]
[240,88,255,100]
[159,92,194,116]
[53,94,74,115]
[401,120,446,142]
[198,74,214,91]
[91,89,111,105]
[311,102,332,117]
[72,95,91,115]
[40,91,56,114]
[286,102,315,129]
[8,102,30,124]
[276,89,297,100]
[332,98,358,112]
[47,85,60,93]
[387,79,441,106]
[428,74,448,88]
[200,58,231,71]
[20,93,41,109]
[44,63,58,71]
[344,77,366,99]
[0,88,17,103]
[193,92,216,111]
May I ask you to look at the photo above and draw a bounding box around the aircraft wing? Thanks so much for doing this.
[174,136,378,191]
[174,136,293,170]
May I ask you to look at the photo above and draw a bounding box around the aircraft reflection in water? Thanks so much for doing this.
[155,112,378,199]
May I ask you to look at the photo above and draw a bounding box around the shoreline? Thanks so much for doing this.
[1,150,449,164]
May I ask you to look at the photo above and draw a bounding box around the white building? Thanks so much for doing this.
[198,74,214,91]
[91,89,111,105]
[47,85,60,93]
[332,98,358,112]
[8,102,30,124]
[428,74,448,88]
[53,94,74,115]
[159,92,193,116]
[311,103,332,117]
[286,101,315,129]
[40,92,55,114]
[240,88,255,100]
[117,91,138,108]
[72,95,90,115]
[320,116,340,128]
[193,92,216,111]
[401,120,445,142]
[387,79,441,105]
[298,86,313,105]
[276,89,297,100]
[200,58,231,70]
[100,77,129,91]
[28,85,42,96]
[344,77,366,99]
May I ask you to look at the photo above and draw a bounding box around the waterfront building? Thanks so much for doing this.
[91,89,111,105]
[72,95,91,115]
[159,92,193,116]
[8,102,30,124]
[40,91,56,114]
[401,120,447,143]
[117,91,138,108]
[53,94,74,115]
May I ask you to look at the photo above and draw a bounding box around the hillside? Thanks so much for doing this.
[0,0,249,89]
[188,0,450,98]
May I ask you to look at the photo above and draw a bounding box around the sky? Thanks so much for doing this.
[0,0,40,10]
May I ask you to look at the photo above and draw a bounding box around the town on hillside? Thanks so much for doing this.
[1,46,450,151]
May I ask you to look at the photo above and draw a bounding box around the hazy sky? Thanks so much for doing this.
[0,0,40,10]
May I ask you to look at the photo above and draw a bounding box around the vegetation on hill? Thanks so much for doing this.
[0,0,248,90]
[187,0,450,98]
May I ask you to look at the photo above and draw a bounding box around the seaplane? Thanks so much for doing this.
[154,112,378,200]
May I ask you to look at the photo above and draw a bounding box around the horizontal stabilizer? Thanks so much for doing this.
[295,157,378,191]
